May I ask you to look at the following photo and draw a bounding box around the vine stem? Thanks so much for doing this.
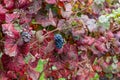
[43,28,59,36]
[30,28,59,48]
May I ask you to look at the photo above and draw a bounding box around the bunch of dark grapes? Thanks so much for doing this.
[99,76,108,80]
[21,31,32,43]
[54,34,64,49]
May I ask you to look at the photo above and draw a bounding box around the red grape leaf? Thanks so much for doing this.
[2,23,20,38]
[61,3,72,18]
[67,45,78,60]
[18,43,30,55]
[1,54,26,75]
[0,72,8,80]
[5,13,19,23]
[94,41,108,53]
[0,4,8,14]
[6,71,17,79]
[4,0,14,9]
[27,66,39,80]
[0,4,7,23]
[82,36,95,45]
[60,0,71,2]
[106,31,114,39]
[57,19,66,30]
[2,24,20,56]
[4,40,18,57]
[92,65,102,72]
[45,41,55,54]
[28,0,41,14]
[35,9,56,27]
[45,0,56,4]
[17,0,31,8]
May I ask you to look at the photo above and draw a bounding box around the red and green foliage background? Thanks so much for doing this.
[0,0,120,80]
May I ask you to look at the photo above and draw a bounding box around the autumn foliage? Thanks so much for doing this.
[0,0,120,80]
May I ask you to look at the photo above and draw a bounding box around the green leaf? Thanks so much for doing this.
[31,19,37,24]
[94,73,99,79]
[98,15,110,30]
[90,73,99,80]
[106,56,111,64]
[105,73,113,79]
[106,0,114,6]
[98,15,109,23]
[46,4,58,15]
[35,59,46,72]
[93,58,98,65]
[24,54,34,64]
[77,12,81,17]
[94,0,105,5]
[113,55,118,64]
[106,65,113,73]
[52,65,57,70]
[78,50,82,55]
[111,63,117,69]
[14,23,22,32]
[35,59,47,80]
[39,73,45,80]
[71,21,77,26]
[58,78,66,80]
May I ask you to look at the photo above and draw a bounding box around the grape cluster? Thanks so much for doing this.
[99,76,108,80]
[54,34,64,49]
[21,31,31,43]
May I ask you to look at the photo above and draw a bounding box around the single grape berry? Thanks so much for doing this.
[21,31,31,43]
[54,34,64,49]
